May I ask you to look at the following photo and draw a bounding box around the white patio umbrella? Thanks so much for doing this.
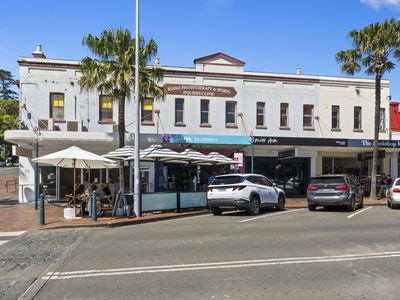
[206,152,238,165]
[103,145,137,192]
[33,146,117,204]
[180,148,217,165]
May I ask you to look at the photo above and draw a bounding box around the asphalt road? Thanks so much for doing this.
[32,206,400,299]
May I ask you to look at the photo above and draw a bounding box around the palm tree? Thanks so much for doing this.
[336,18,400,200]
[79,27,164,191]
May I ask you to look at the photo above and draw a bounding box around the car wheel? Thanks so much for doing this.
[347,197,356,212]
[357,196,364,209]
[308,204,317,211]
[247,195,260,216]
[388,201,394,210]
[276,195,285,211]
[210,207,223,216]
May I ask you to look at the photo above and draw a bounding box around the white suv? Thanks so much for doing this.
[207,174,286,215]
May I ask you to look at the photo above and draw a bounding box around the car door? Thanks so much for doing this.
[348,176,361,203]
[248,176,268,204]
[258,176,278,204]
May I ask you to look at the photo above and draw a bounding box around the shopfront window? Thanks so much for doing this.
[354,106,362,130]
[40,166,57,198]
[332,105,340,130]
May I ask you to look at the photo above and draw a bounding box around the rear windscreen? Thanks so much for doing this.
[311,177,345,184]
[212,176,245,185]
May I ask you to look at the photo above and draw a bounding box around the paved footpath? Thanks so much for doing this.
[0,228,90,299]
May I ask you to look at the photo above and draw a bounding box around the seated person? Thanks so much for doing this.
[100,183,112,196]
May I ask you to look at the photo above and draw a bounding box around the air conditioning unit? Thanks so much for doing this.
[67,121,78,131]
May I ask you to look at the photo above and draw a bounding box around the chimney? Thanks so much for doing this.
[155,57,160,66]
[296,67,302,75]
[32,43,46,59]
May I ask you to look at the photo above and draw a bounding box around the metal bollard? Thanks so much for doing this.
[91,191,97,222]
[39,193,45,225]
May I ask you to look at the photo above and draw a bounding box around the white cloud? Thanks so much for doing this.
[361,0,400,9]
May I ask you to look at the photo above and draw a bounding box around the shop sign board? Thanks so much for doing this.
[357,150,386,160]
[234,153,243,167]
[163,84,237,98]
[253,136,347,147]
[348,139,400,148]
[142,134,251,145]
[278,148,298,160]
[12,145,33,158]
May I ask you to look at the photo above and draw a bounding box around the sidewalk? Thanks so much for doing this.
[0,195,388,232]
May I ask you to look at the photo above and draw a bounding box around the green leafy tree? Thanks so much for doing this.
[336,18,400,200]
[0,99,19,160]
[0,69,18,100]
[79,27,164,190]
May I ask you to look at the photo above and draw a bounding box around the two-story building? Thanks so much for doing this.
[6,46,396,202]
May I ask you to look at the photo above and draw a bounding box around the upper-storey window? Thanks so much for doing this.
[331,105,340,130]
[99,95,113,122]
[141,98,154,124]
[49,93,64,121]
[354,106,362,130]
[225,101,237,127]
[175,98,185,125]
[303,104,314,129]
[256,102,266,127]
[280,103,289,128]
[200,99,210,125]
[379,108,385,131]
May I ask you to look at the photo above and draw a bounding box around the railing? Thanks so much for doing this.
[141,192,207,213]
[5,179,18,193]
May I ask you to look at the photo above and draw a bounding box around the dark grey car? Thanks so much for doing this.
[307,175,364,211]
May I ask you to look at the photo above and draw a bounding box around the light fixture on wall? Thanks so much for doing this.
[238,112,244,117]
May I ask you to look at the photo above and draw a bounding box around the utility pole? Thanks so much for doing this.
[133,0,141,217]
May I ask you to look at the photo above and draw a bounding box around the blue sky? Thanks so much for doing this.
[2,0,400,98]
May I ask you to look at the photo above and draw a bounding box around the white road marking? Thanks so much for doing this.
[240,209,305,223]
[0,231,26,237]
[347,206,373,219]
[158,214,210,223]
[0,241,8,246]
[43,251,400,280]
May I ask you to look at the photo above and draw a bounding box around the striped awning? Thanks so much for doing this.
[206,152,238,165]
[125,144,187,164]
[103,146,136,160]
[180,148,217,165]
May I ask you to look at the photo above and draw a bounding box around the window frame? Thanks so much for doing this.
[141,98,154,125]
[303,104,314,129]
[331,105,340,130]
[175,98,185,126]
[98,95,114,123]
[256,102,266,128]
[354,106,362,131]
[279,103,289,129]
[200,99,210,127]
[49,92,65,121]
[225,101,237,128]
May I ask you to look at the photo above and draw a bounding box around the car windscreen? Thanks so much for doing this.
[311,177,345,184]
[212,176,245,185]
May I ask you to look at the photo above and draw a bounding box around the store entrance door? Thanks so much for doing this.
[246,156,310,197]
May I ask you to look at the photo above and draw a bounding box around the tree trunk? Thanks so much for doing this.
[370,74,382,200]
[118,92,126,191]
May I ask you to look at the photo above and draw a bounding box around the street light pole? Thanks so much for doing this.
[133,0,142,217]
[250,131,254,173]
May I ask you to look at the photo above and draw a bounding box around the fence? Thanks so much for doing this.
[141,192,207,213]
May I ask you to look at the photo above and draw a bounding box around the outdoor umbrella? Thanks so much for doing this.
[206,152,238,165]
[33,146,117,205]
[103,145,136,160]
[180,148,217,165]
[125,144,188,192]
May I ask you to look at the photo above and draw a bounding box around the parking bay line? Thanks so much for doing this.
[43,251,400,281]
[347,206,373,219]
[240,208,305,223]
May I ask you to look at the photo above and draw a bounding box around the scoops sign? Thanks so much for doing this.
[163,84,237,98]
